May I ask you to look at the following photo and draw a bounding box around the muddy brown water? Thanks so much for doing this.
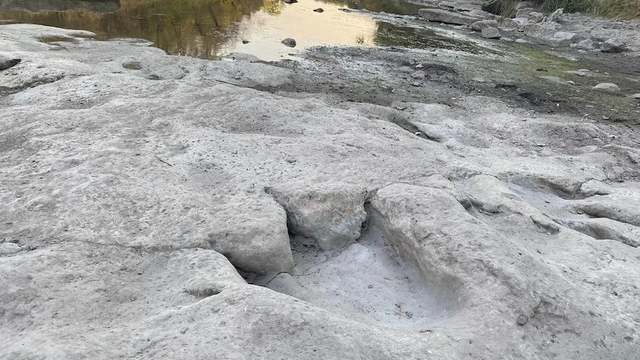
[0,0,445,60]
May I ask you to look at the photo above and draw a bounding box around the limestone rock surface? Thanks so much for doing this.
[1,24,639,360]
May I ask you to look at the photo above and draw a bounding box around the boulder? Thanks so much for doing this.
[205,198,295,274]
[481,27,501,39]
[267,185,369,251]
[527,12,544,23]
[592,82,621,93]
[601,38,628,53]
[418,8,479,25]
[512,17,529,27]
[499,18,519,31]
[547,8,564,22]
[471,19,499,32]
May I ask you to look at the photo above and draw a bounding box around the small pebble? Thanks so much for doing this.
[516,314,529,326]
[281,38,297,48]
[411,71,425,79]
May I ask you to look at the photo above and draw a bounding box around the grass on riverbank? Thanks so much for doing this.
[542,0,640,18]
[497,0,640,19]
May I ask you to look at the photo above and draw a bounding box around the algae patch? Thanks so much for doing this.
[375,22,481,53]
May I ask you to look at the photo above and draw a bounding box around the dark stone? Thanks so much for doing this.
[0,58,21,71]
[242,40,250,44]
[495,82,517,90]
[281,38,297,48]
[282,0,297,3]
[313,8,324,13]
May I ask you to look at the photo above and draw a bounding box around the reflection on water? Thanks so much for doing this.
[0,0,477,60]
[1,0,269,59]
[220,0,378,60]
[0,0,121,13]
[320,0,424,16]
[0,0,384,60]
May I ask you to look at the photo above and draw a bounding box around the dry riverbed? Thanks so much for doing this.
[1,3,640,358]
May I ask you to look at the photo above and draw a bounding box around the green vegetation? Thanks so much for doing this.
[511,43,579,77]
[374,22,480,53]
[538,0,640,17]
[493,0,640,19]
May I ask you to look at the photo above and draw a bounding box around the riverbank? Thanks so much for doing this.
[1,13,639,360]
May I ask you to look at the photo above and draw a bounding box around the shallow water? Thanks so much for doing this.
[0,0,429,60]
